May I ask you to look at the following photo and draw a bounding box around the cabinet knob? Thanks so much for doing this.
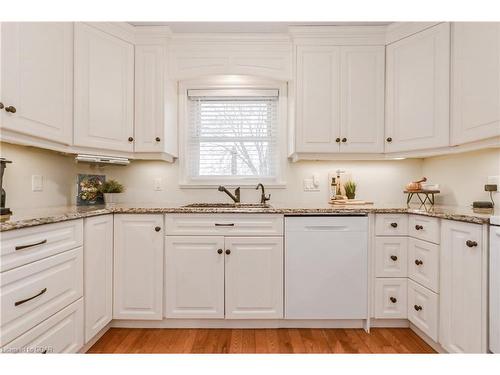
[155,137,161,142]
[415,225,423,230]
[217,249,223,254]
[341,138,347,143]
[414,305,423,311]
[128,137,134,142]
[390,222,398,228]
[335,138,341,143]
[390,255,398,261]
[0,102,4,110]
[5,105,16,113]
[414,259,423,266]
[154,226,161,232]
[225,249,231,255]
[466,240,478,248]
[386,137,392,143]
[390,297,397,303]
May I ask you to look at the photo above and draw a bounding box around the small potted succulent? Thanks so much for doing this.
[99,179,125,205]
[344,180,357,200]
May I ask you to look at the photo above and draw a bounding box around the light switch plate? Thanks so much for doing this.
[32,175,43,192]
[303,178,320,191]
[154,177,163,191]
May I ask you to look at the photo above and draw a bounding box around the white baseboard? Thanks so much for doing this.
[409,323,446,353]
[79,323,112,353]
[369,318,410,328]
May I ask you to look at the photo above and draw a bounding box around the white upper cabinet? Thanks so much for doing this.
[294,45,385,154]
[451,22,500,145]
[385,23,450,153]
[1,23,73,144]
[74,23,134,152]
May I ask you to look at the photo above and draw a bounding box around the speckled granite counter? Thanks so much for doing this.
[0,203,496,232]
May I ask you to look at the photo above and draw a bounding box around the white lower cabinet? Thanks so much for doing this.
[440,220,485,353]
[164,236,225,318]
[407,238,439,293]
[374,278,407,319]
[84,215,113,342]
[375,237,408,278]
[1,299,84,354]
[407,279,439,341]
[113,214,164,320]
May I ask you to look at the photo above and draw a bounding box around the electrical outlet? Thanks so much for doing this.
[153,177,163,191]
[303,178,320,191]
[488,176,500,187]
[31,175,43,192]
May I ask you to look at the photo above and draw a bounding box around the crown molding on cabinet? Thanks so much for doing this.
[289,26,387,45]
[385,22,442,44]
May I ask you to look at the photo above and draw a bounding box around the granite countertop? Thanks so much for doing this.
[0,202,496,232]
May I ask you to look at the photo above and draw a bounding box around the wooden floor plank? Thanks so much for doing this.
[87,328,436,354]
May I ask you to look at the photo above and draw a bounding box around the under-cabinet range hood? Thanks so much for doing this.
[75,154,130,166]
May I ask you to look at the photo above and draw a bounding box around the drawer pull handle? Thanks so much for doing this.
[15,288,47,306]
[414,259,423,266]
[414,304,423,311]
[225,249,231,255]
[154,226,161,232]
[415,225,424,230]
[390,297,397,303]
[466,240,478,248]
[390,222,398,228]
[390,255,398,261]
[15,239,47,251]
[215,223,235,227]
[5,105,16,113]
[217,249,223,254]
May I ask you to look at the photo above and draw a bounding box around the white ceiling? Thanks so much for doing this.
[128,22,390,33]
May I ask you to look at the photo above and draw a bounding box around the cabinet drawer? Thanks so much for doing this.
[407,280,439,341]
[374,278,407,319]
[165,214,283,236]
[1,220,83,272]
[0,248,83,346]
[408,215,440,244]
[375,214,408,236]
[1,298,84,354]
[375,237,408,278]
[408,238,440,292]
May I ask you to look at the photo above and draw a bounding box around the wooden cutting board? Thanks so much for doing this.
[329,199,374,205]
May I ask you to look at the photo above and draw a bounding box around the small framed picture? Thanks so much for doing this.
[77,174,105,206]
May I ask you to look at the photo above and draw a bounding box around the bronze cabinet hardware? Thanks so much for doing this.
[390,297,397,303]
[390,255,398,261]
[414,304,423,311]
[41,349,48,354]
[415,259,423,266]
[15,239,47,251]
[341,138,347,143]
[386,137,392,142]
[335,138,341,143]
[225,249,231,255]
[217,249,223,254]
[0,102,4,109]
[415,225,424,230]
[466,240,478,247]
[390,222,398,228]
[154,226,161,232]
[15,288,47,306]
[155,137,161,142]
[5,105,16,113]
[128,137,134,142]
[214,223,235,227]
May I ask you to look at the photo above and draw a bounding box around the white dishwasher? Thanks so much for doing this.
[285,216,368,319]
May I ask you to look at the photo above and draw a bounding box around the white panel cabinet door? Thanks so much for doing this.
[386,23,450,152]
[164,236,224,318]
[451,22,500,144]
[74,23,134,152]
[339,46,385,153]
[83,215,113,343]
[440,220,486,353]
[225,237,283,319]
[1,22,73,144]
[295,46,341,153]
[113,214,163,320]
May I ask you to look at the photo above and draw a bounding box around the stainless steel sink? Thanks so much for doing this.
[183,203,272,209]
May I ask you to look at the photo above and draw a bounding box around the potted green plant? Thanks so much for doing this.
[98,179,125,205]
[344,180,357,200]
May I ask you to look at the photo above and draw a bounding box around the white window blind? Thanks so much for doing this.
[187,89,280,180]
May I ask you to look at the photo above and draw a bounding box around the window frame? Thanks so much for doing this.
[178,76,288,188]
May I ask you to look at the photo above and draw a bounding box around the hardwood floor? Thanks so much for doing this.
[87,328,436,354]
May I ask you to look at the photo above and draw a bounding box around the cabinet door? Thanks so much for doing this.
[135,45,166,153]
[451,22,500,144]
[225,237,283,319]
[440,220,485,353]
[74,23,134,152]
[1,22,73,144]
[84,215,112,343]
[113,214,163,320]
[386,23,450,152]
[295,46,341,153]
[339,46,385,153]
[164,236,224,318]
